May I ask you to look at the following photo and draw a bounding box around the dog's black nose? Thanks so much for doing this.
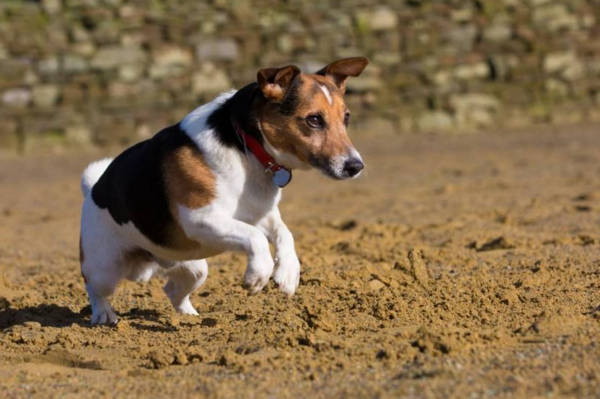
[343,158,364,177]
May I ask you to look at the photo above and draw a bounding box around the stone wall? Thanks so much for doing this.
[1,0,600,150]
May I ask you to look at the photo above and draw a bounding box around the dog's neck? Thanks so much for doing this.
[207,83,264,153]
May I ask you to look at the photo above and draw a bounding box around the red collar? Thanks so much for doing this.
[232,121,292,187]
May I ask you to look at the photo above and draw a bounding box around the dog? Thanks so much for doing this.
[79,57,368,324]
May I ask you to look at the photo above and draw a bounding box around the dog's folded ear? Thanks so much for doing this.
[257,65,301,102]
[316,57,369,92]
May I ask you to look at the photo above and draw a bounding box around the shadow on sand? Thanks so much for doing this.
[0,302,164,329]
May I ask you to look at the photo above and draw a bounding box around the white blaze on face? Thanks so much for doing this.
[349,147,363,164]
[319,84,333,105]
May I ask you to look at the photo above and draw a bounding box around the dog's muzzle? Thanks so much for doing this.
[310,150,365,180]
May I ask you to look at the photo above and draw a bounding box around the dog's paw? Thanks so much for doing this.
[244,255,274,294]
[91,306,118,326]
[243,269,271,294]
[174,297,199,316]
[274,257,300,296]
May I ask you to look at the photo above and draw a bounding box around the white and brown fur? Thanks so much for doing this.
[79,57,368,324]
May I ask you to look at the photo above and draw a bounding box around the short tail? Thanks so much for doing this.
[81,158,113,197]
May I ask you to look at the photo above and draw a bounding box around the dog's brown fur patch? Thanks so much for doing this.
[161,145,216,250]
[163,145,216,210]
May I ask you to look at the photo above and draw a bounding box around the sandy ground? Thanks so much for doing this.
[0,124,599,398]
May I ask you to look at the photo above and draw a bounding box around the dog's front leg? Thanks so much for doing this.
[180,209,274,293]
[258,208,300,295]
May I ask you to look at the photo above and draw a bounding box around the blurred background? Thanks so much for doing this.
[1,0,599,151]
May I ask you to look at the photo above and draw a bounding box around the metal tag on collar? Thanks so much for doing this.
[272,168,292,187]
[266,162,292,188]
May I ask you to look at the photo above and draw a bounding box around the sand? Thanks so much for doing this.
[1,124,599,398]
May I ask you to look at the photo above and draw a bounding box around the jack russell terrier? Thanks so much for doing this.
[79,57,368,325]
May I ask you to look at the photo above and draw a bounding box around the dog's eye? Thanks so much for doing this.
[306,114,325,129]
[344,111,350,126]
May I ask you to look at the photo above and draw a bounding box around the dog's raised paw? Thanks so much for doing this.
[243,269,271,294]
[243,254,274,294]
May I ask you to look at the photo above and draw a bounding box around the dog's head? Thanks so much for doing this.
[255,57,368,179]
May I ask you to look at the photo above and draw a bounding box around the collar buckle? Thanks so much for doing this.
[264,161,278,174]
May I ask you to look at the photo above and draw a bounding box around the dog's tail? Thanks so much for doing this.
[81,158,112,197]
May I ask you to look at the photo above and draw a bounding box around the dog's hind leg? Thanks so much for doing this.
[81,248,124,325]
[162,259,208,315]
[80,200,126,325]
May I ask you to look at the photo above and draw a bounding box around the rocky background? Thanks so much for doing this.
[1,0,599,151]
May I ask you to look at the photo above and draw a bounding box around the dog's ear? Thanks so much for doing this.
[257,65,301,102]
[316,57,369,92]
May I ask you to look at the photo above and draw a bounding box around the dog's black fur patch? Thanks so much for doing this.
[207,83,264,152]
[91,123,197,247]
[208,78,302,150]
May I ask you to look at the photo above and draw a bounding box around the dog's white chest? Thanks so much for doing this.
[213,153,281,225]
